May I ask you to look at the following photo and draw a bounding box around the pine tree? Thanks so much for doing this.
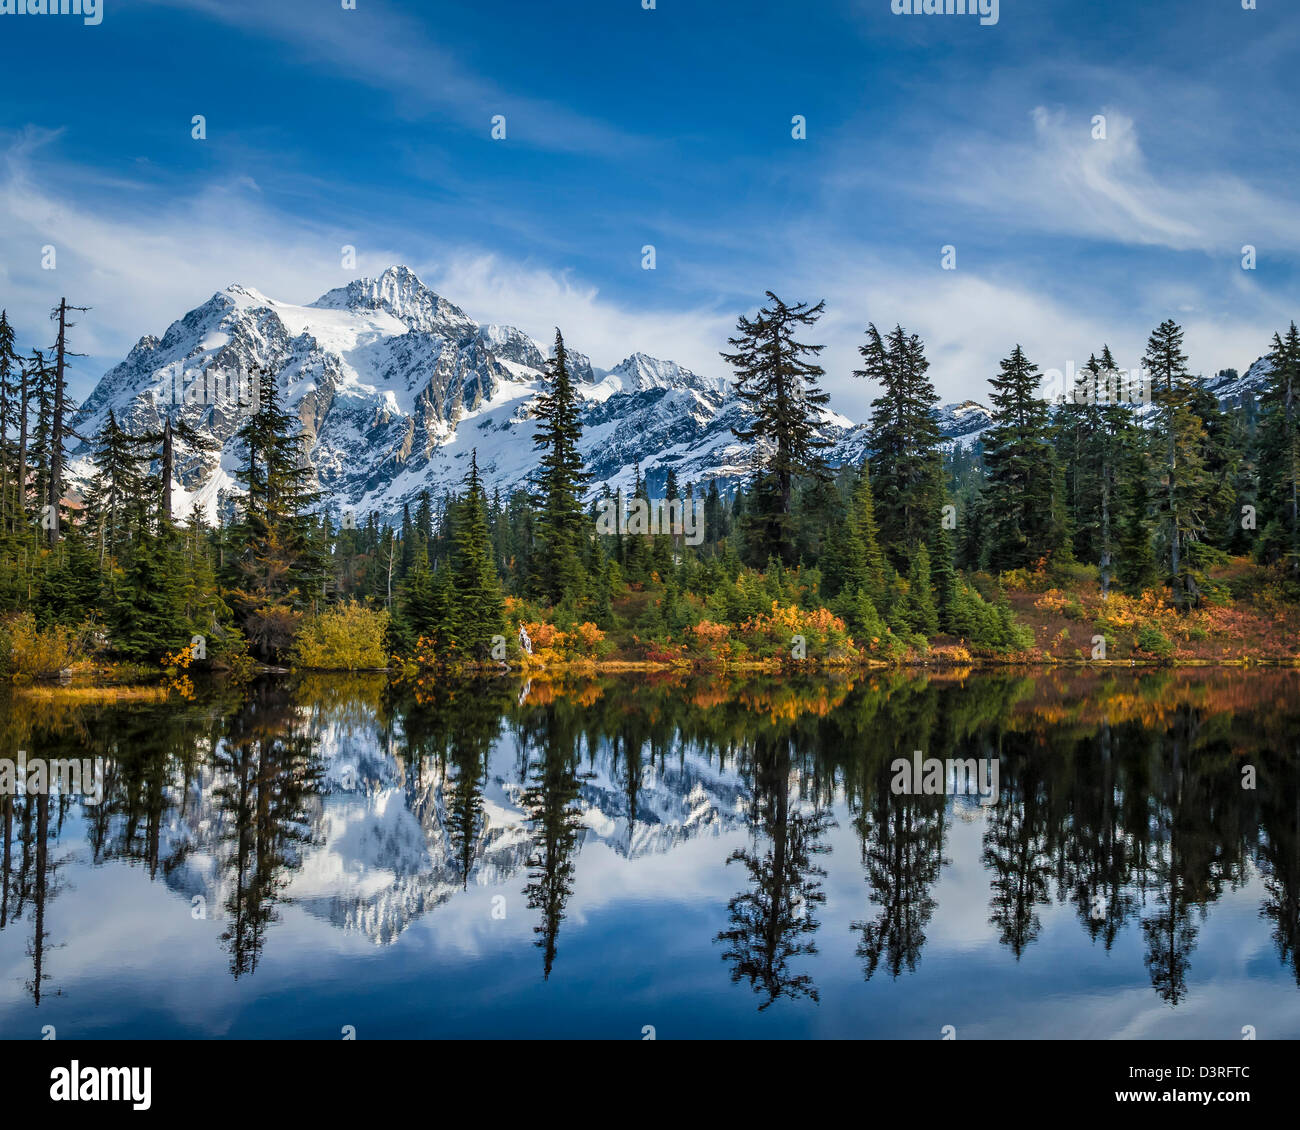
[109,528,189,661]
[1060,354,1103,562]
[34,531,101,626]
[901,541,939,638]
[84,410,148,567]
[27,348,54,539]
[453,451,505,658]
[859,324,944,569]
[1145,319,1218,608]
[529,330,589,604]
[16,349,38,533]
[1115,424,1158,592]
[721,292,833,565]
[403,555,459,653]
[981,345,1058,572]
[849,462,888,599]
[177,511,222,633]
[1257,323,1300,574]
[226,366,324,658]
[929,526,959,633]
[1094,345,1135,599]
[134,415,218,524]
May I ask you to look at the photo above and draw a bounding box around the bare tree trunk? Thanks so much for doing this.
[16,357,29,535]
[386,529,395,609]
[1100,455,1112,602]
[162,417,174,523]
[47,300,69,547]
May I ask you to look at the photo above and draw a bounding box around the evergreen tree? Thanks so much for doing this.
[529,330,589,604]
[44,299,88,547]
[1145,320,1219,608]
[1115,424,1158,592]
[453,451,506,658]
[901,541,939,637]
[1257,324,1300,574]
[404,557,459,653]
[84,410,148,567]
[859,324,944,570]
[1094,345,1135,598]
[226,367,324,658]
[721,292,833,565]
[981,345,1059,572]
[850,462,889,600]
[929,526,959,633]
[109,528,189,661]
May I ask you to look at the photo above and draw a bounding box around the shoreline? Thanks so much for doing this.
[6,653,1298,692]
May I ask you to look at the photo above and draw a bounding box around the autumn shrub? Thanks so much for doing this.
[1001,563,1051,593]
[690,619,733,660]
[294,601,390,670]
[514,620,612,665]
[0,613,90,679]
[734,602,853,662]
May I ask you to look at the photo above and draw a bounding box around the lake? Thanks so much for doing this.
[1,668,1298,1039]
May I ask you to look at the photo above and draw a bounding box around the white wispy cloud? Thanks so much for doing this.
[1,127,1288,415]
[935,106,1300,254]
[0,133,728,397]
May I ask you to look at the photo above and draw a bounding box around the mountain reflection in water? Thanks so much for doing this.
[1,669,1297,1039]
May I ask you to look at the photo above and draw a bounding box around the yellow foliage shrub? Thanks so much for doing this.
[294,601,390,670]
[1,613,87,679]
[517,620,609,665]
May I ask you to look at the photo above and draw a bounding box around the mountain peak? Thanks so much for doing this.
[609,352,726,396]
[310,265,477,337]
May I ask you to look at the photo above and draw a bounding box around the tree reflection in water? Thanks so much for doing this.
[0,668,1297,1017]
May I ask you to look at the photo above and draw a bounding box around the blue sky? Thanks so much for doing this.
[1,0,1298,411]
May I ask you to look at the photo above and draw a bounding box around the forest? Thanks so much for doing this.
[0,292,1297,677]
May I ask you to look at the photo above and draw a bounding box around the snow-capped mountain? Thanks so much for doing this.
[96,265,1297,523]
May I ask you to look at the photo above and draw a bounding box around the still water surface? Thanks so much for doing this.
[1,669,1298,1039]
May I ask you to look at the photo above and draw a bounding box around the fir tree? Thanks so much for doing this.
[226,367,324,658]
[1257,324,1300,574]
[109,528,189,661]
[859,324,944,569]
[1145,319,1218,608]
[981,345,1059,572]
[44,299,89,547]
[83,409,148,567]
[901,541,939,637]
[850,462,889,600]
[453,451,506,659]
[721,292,833,565]
[1115,424,1158,592]
[529,330,589,604]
